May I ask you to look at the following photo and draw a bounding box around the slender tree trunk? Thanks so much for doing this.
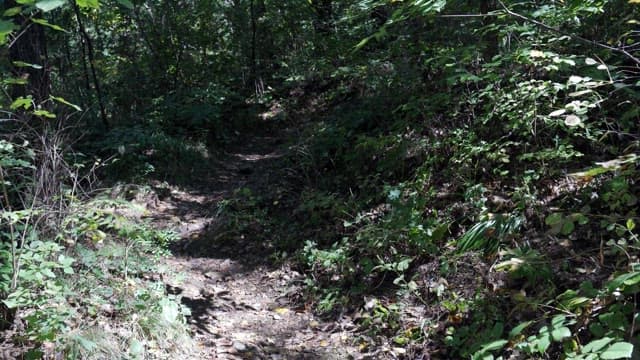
[249,0,267,96]
[480,0,498,59]
[250,0,257,87]
[62,37,89,111]
[311,0,332,34]
[75,24,92,100]
[6,1,50,103]
[133,6,171,92]
[72,1,110,130]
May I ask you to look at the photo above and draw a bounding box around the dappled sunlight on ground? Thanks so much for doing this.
[145,130,360,359]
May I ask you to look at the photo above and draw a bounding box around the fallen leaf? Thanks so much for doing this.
[274,307,289,315]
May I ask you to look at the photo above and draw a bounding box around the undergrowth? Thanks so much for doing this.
[1,194,194,359]
[285,2,640,358]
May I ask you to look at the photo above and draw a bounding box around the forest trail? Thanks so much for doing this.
[147,124,359,359]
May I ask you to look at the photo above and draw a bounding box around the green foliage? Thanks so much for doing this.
[358,298,401,337]
[90,126,211,183]
[2,239,74,341]
[285,0,640,357]
[494,247,552,285]
[0,194,190,357]
[457,214,523,254]
[0,139,35,204]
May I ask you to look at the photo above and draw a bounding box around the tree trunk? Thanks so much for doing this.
[311,0,333,34]
[72,1,110,130]
[6,1,50,103]
[480,0,498,60]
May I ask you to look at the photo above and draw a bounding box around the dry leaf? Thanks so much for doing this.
[274,307,289,315]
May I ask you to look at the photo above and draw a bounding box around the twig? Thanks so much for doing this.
[438,14,499,18]
[7,23,33,49]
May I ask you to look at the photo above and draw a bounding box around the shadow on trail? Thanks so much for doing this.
[164,134,291,268]
[149,114,359,358]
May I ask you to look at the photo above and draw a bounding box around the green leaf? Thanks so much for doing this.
[412,0,447,15]
[12,61,43,69]
[115,0,134,9]
[76,0,100,9]
[33,110,56,118]
[393,336,409,345]
[10,97,33,110]
[431,223,449,242]
[57,254,74,266]
[622,273,640,287]
[159,298,179,323]
[31,18,67,32]
[354,36,372,51]
[3,77,28,85]
[388,188,401,200]
[129,338,144,356]
[4,288,28,308]
[396,258,411,272]
[600,342,634,359]
[509,320,533,338]
[627,219,636,231]
[608,271,640,291]
[51,96,82,111]
[545,213,563,226]
[582,337,613,353]
[574,213,589,225]
[551,326,571,342]
[41,268,56,278]
[457,218,497,252]
[551,314,573,327]
[585,58,598,65]
[564,296,590,309]
[2,297,20,309]
[3,7,23,17]
[536,333,551,353]
[36,0,67,12]
[561,221,575,235]
[478,339,508,353]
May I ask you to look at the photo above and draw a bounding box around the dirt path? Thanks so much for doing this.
[149,131,360,359]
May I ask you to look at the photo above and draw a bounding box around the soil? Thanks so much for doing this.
[147,126,361,359]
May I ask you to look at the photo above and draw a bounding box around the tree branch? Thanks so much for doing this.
[496,0,640,66]
[7,23,33,49]
[437,14,499,18]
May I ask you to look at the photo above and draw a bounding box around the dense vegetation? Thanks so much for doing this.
[1,0,639,358]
